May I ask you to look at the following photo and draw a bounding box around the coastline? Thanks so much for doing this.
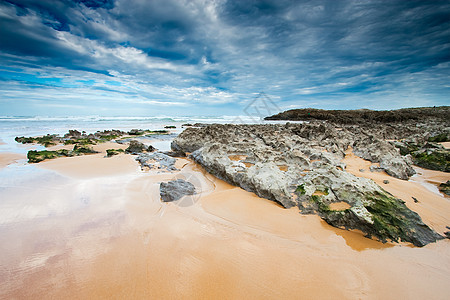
[0,121,449,299]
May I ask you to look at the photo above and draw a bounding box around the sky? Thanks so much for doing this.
[0,0,449,117]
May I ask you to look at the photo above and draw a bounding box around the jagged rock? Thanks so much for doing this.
[160,179,195,202]
[125,140,147,154]
[439,181,450,196]
[412,149,450,172]
[164,149,186,157]
[172,124,443,246]
[136,152,178,171]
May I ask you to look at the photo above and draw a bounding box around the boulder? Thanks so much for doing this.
[160,179,196,202]
[136,152,178,171]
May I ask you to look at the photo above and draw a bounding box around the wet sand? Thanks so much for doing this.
[38,142,136,178]
[440,141,450,149]
[0,152,449,299]
[0,152,25,169]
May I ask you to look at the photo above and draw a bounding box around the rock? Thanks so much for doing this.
[160,179,196,202]
[412,149,450,172]
[125,140,147,154]
[164,125,176,129]
[383,180,389,184]
[136,152,178,171]
[439,181,450,196]
[370,165,384,172]
[172,123,443,246]
[359,169,365,172]
[444,232,450,239]
[264,106,450,124]
[164,149,187,157]
[412,197,419,203]
[106,149,124,157]
[128,129,145,135]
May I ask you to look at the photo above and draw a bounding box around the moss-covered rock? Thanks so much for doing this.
[439,180,450,196]
[63,138,96,145]
[15,135,59,147]
[106,148,124,157]
[72,144,98,155]
[27,149,71,163]
[302,188,443,246]
[412,149,450,172]
[27,145,98,163]
[428,133,448,143]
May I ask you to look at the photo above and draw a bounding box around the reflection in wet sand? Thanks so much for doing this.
[0,155,449,299]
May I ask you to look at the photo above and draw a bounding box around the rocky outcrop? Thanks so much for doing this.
[172,123,443,246]
[160,179,196,202]
[265,106,450,124]
[136,152,178,171]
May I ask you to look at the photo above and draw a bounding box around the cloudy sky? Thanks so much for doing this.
[0,0,449,116]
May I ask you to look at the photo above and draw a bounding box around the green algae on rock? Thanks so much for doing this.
[106,149,125,157]
[172,123,444,247]
[27,145,98,163]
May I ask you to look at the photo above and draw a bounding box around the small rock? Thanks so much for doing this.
[126,140,146,154]
[136,152,178,171]
[412,197,419,203]
[359,169,365,172]
[160,179,195,202]
[383,180,389,184]
[438,180,450,196]
[444,232,450,239]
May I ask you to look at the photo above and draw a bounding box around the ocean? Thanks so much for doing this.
[0,115,269,154]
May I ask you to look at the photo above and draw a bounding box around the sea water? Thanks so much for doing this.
[0,115,269,154]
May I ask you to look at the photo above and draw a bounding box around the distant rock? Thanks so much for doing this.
[160,179,196,202]
[265,106,450,124]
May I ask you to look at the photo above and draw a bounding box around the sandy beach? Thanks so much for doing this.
[1,145,449,299]
[0,152,25,169]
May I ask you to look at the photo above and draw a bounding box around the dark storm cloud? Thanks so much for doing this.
[0,0,449,115]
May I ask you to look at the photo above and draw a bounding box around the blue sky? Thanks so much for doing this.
[0,0,449,117]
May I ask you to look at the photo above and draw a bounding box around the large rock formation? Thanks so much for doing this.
[171,123,443,246]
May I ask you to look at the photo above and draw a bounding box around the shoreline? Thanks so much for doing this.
[1,125,449,299]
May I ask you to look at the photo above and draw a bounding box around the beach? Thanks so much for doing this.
[0,118,449,299]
